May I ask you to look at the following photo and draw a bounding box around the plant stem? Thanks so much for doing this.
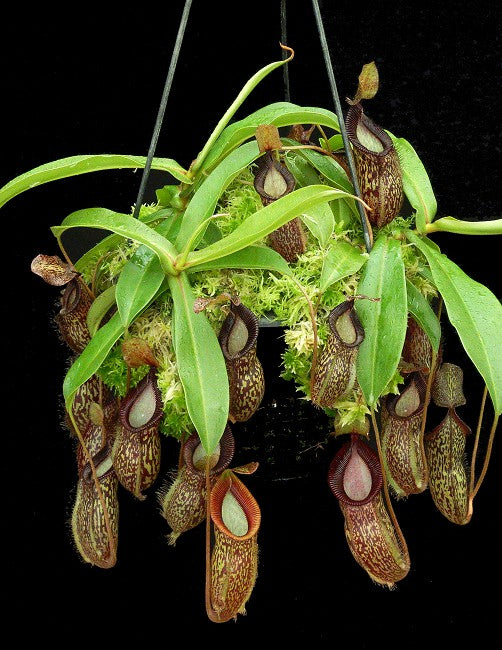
[425,217,502,236]
[472,411,499,499]
[469,385,487,498]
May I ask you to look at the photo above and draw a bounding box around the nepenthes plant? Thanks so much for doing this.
[4,39,501,621]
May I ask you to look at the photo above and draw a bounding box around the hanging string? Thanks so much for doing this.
[132,0,193,219]
[281,0,291,102]
[311,0,373,252]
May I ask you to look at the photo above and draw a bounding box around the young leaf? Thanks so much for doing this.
[86,286,117,337]
[185,185,357,268]
[284,152,323,187]
[0,154,190,209]
[116,253,164,328]
[200,103,340,173]
[188,245,292,276]
[389,135,437,233]
[320,241,367,292]
[355,236,407,407]
[405,279,441,353]
[168,272,229,454]
[407,232,502,414]
[51,208,178,275]
[331,198,355,231]
[176,141,261,249]
[116,218,182,328]
[284,142,358,219]
[300,203,334,248]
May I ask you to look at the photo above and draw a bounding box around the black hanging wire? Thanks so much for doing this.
[132,0,193,220]
[281,0,291,102]
[311,0,373,252]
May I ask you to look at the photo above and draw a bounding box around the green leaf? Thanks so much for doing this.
[355,236,407,407]
[63,312,125,405]
[331,199,355,231]
[389,135,437,233]
[300,203,334,248]
[199,103,340,173]
[0,154,190,209]
[52,208,178,275]
[86,286,117,337]
[116,252,164,328]
[74,207,174,273]
[188,245,292,276]
[176,141,261,249]
[168,272,229,454]
[405,279,441,353]
[320,241,367,292]
[185,185,356,268]
[284,152,323,187]
[407,231,502,414]
[283,140,358,220]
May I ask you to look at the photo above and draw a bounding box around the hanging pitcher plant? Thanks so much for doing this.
[5,32,502,621]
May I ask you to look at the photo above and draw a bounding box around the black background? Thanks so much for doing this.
[3,0,501,645]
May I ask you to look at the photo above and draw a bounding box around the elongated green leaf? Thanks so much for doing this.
[86,286,117,336]
[168,273,229,454]
[116,252,164,328]
[116,217,187,328]
[189,245,292,276]
[405,279,441,353]
[284,152,323,187]
[52,208,178,275]
[176,141,260,249]
[283,139,358,220]
[301,203,334,248]
[407,232,502,414]
[390,135,437,232]
[185,185,356,268]
[320,241,367,292]
[63,312,125,405]
[74,207,175,273]
[323,134,344,151]
[0,154,190,209]
[355,237,407,407]
[284,139,353,194]
[331,198,355,231]
[200,103,340,173]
